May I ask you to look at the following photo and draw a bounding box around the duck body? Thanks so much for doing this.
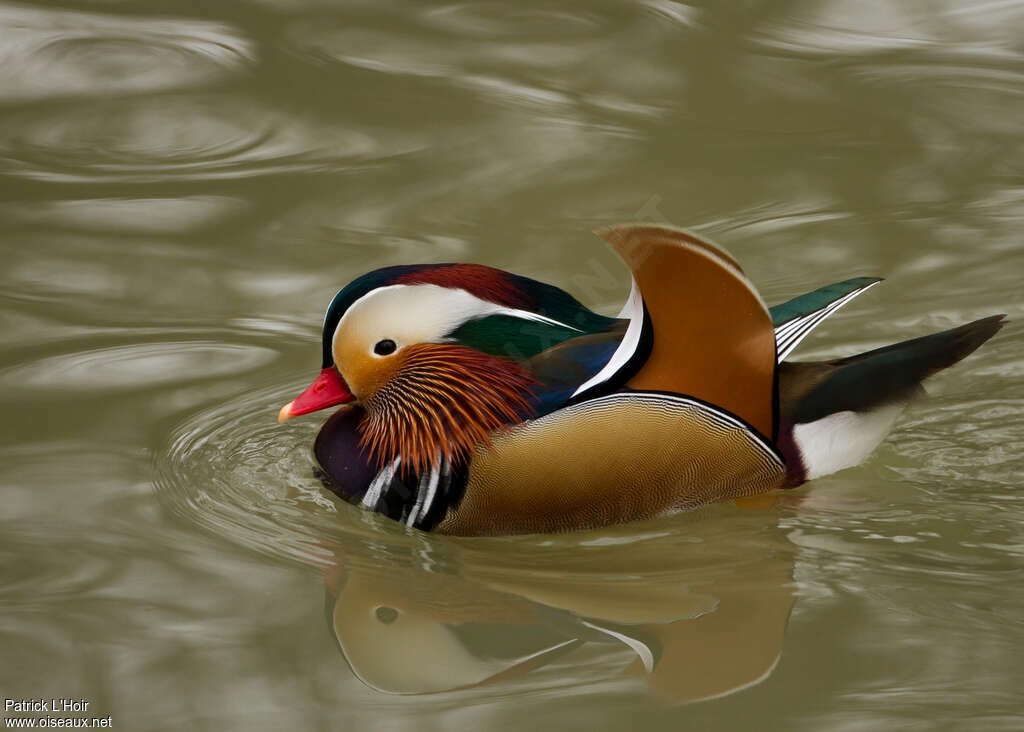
[281,225,1004,536]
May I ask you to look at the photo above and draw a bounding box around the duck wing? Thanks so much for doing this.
[590,224,777,440]
[771,277,883,361]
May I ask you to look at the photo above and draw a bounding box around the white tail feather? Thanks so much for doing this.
[792,403,905,479]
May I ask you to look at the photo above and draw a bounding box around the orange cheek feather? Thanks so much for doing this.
[334,349,403,403]
[353,344,538,476]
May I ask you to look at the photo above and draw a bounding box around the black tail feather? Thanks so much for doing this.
[833,314,1006,373]
[787,315,1006,424]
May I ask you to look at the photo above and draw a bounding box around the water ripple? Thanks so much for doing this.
[421,4,605,39]
[154,375,801,579]
[0,196,248,234]
[0,341,277,391]
[0,95,401,183]
[155,380,416,566]
[0,4,255,101]
[283,10,680,122]
[756,0,1024,64]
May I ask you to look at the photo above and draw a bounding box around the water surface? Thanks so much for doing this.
[1,1,1022,729]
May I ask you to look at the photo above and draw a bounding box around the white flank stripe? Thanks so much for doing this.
[361,457,400,509]
[406,454,442,527]
[571,277,643,399]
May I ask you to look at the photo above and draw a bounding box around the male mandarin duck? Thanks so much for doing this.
[278,225,1004,536]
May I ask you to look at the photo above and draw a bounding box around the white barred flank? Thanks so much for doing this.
[361,456,400,510]
[406,453,443,527]
[360,451,453,529]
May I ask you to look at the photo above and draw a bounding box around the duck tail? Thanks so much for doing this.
[778,314,1006,483]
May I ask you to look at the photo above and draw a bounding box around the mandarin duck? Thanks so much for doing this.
[278,225,1004,536]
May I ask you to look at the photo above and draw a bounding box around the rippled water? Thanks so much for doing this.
[1,1,1022,729]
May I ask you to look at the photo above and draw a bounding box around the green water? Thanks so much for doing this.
[1,0,1022,729]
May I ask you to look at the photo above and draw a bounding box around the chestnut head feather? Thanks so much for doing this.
[359,344,537,475]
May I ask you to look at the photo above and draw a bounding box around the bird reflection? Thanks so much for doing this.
[321,500,798,702]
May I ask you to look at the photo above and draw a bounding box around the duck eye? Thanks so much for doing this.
[373,339,397,356]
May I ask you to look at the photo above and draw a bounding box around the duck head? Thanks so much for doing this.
[278,263,617,476]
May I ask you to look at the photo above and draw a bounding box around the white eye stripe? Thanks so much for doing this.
[331,283,582,364]
[332,285,395,356]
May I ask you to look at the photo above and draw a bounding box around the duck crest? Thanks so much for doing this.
[393,264,533,310]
